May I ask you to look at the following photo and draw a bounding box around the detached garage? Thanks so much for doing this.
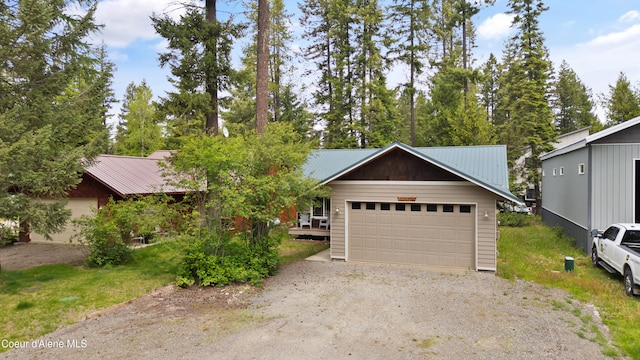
[302,142,521,272]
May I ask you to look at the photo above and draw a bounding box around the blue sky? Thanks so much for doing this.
[89,0,640,123]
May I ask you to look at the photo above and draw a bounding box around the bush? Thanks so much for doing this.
[176,233,281,287]
[0,224,18,247]
[74,213,132,267]
[497,211,533,227]
[73,196,175,267]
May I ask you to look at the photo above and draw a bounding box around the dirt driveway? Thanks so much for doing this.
[0,259,620,359]
[0,242,86,271]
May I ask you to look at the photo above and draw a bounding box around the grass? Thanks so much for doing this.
[498,218,640,359]
[0,234,328,352]
[279,239,329,264]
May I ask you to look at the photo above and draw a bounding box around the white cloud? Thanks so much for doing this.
[94,0,187,48]
[477,13,515,41]
[587,23,640,48]
[552,21,640,121]
[619,10,640,24]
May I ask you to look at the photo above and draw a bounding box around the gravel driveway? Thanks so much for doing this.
[0,260,620,359]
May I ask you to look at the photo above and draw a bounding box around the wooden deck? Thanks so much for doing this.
[288,226,330,239]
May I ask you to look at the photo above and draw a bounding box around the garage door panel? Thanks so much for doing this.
[348,202,475,269]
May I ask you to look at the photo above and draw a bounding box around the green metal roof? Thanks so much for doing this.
[302,142,521,204]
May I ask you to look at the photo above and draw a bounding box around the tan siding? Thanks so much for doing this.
[31,198,97,244]
[328,181,498,270]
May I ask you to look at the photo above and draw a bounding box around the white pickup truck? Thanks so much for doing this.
[591,223,640,296]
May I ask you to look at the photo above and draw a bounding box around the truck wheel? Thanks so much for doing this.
[591,246,600,267]
[624,267,635,296]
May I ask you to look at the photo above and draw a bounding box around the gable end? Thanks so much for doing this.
[336,147,465,181]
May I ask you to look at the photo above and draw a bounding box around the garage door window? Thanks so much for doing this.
[426,204,437,212]
[381,203,391,211]
[395,203,405,211]
[410,204,421,211]
[443,205,454,212]
[352,202,361,210]
[366,202,376,210]
[460,205,471,213]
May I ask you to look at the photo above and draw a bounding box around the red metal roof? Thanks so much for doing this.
[85,154,189,196]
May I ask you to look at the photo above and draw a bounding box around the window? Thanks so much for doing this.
[578,163,585,175]
[365,202,376,210]
[313,198,331,217]
[542,169,546,177]
[553,168,557,176]
[395,203,406,211]
[559,167,565,176]
[410,204,421,212]
[443,205,454,213]
[351,202,361,210]
[426,204,438,212]
[460,205,471,213]
[381,203,391,211]
[603,226,620,241]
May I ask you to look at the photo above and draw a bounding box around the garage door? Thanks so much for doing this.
[348,202,475,269]
[30,198,97,244]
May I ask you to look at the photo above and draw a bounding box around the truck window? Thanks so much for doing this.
[602,227,620,241]
[622,231,640,244]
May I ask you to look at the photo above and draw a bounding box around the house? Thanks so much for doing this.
[295,142,521,272]
[29,151,189,243]
[540,116,640,253]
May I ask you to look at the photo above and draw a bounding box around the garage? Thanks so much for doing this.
[301,142,522,272]
[30,198,97,244]
[348,202,475,268]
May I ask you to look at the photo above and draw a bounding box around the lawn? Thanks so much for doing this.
[498,218,640,359]
[0,236,328,353]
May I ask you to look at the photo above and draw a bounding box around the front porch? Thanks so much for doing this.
[288,212,331,240]
[288,226,330,239]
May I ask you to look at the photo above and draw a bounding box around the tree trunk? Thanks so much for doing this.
[205,0,219,136]
[256,0,270,134]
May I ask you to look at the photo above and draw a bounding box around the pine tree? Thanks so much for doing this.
[551,60,600,133]
[386,0,431,146]
[0,1,111,240]
[421,0,491,147]
[478,53,501,124]
[152,5,244,137]
[225,0,310,137]
[300,0,358,148]
[496,0,556,204]
[604,72,640,126]
[115,81,164,156]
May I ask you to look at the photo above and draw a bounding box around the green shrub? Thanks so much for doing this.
[73,196,176,267]
[0,224,18,246]
[497,211,533,227]
[176,233,281,287]
[73,213,132,267]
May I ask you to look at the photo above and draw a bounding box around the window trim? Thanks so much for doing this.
[578,163,585,175]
